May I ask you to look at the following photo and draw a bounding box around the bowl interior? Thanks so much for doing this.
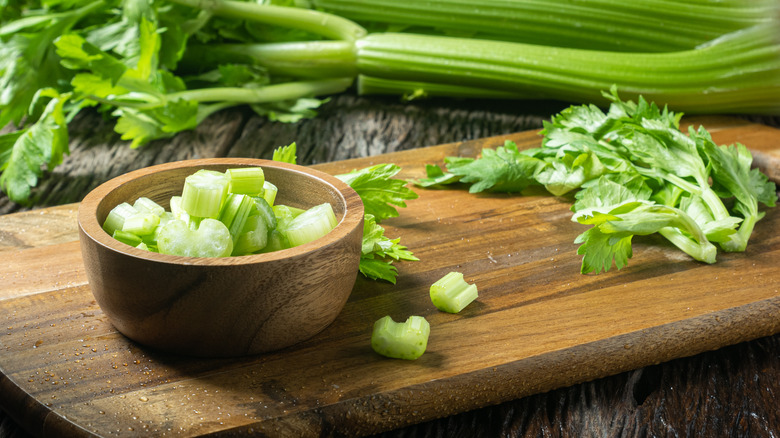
[84,159,356,263]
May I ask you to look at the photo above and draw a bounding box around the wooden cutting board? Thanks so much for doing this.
[1,116,779,437]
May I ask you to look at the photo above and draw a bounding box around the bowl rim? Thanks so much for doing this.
[78,158,364,266]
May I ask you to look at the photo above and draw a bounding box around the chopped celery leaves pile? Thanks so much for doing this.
[103,166,338,257]
[416,89,778,274]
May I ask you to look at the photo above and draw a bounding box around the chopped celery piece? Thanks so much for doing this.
[219,193,254,240]
[143,212,174,248]
[371,315,430,360]
[430,271,478,313]
[260,229,291,253]
[133,197,165,217]
[169,196,190,223]
[284,203,338,247]
[103,202,137,235]
[180,169,229,218]
[136,242,150,251]
[273,204,300,236]
[112,229,143,247]
[227,167,265,195]
[122,212,160,236]
[232,215,270,255]
[157,219,233,257]
[262,181,278,206]
[251,195,277,230]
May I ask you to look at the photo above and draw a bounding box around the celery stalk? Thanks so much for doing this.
[355,24,780,115]
[313,0,777,52]
[157,219,233,258]
[112,229,143,247]
[232,215,269,255]
[284,203,338,247]
[181,169,230,219]
[122,212,160,236]
[251,195,277,230]
[218,193,254,240]
[430,271,478,314]
[227,167,265,196]
[133,197,165,217]
[371,315,430,360]
[262,181,278,207]
[102,202,137,235]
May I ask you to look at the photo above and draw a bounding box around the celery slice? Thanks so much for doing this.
[371,315,430,360]
[251,195,278,230]
[122,212,161,236]
[170,196,190,223]
[262,181,278,206]
[133,197,165,217]
[260,229,290,253]
[102,202,137,235]
[136,242,150,251]
[232,214,270,255]
[157,219,234,257]
[112,229,143,247]
[430,271,478,313]
[227,167,265,196]
[218,193,254,240]
[284,203,338,247]
[180,169,229,218]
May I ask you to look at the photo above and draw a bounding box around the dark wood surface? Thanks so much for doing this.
[1,93,779,437]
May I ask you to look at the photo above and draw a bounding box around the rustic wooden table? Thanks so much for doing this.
[1,94,779,437]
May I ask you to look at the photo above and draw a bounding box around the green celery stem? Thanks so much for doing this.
[167,0,367,41]
[658,227,717,264]
[167,78,354,105]
[355,25,780,114]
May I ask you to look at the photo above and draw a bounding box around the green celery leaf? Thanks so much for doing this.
[359,257,399,284]
[272,142,297,164]
[55,33,127,83]
[250,97,328,123]
[574,227,633,274]
[336,163,419,222]
[0,90,70,203]
[413,164,460,188]
[446,140,542,193]
[358,213,416,283]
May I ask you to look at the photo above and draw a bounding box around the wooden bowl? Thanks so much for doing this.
[78,158,364,357]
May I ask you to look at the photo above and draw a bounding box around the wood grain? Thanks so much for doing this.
[1,117,779,437]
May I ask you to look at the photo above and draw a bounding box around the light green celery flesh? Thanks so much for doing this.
[103,202,137,234]
[430,271,478,313]
[227,167,265,196]
[219,194,254,240]
[251,196,277,230]
[262,181,278,206]
[133,197,165,217]
[284,203,338,247]
[232,215,269,255]
[371,315,430,360]
[355,25,780,114]
[112,230,143,247]
[122,212,160,236]
[181,170,229,219]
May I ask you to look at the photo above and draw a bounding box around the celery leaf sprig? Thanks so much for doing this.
[414,89,777,274]
[271,143,418,283]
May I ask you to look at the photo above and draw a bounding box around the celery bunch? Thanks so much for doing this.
[2,0,779,205]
